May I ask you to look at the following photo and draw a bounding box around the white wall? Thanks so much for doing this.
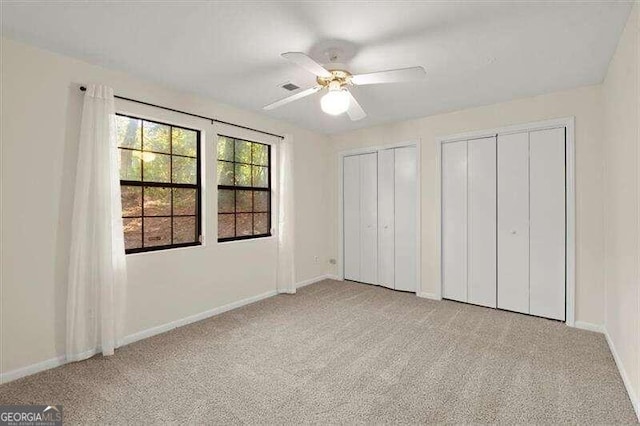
[0,37,332,376]
[329,85,605,326]
[603,4,639,416]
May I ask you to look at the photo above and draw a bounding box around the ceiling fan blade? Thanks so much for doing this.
[281,52,333,78]
[263,86,322,110]
[346,90,367,121]
[351,66,426,86]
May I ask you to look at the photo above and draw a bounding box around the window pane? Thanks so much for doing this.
[172,156,197,184]
[252,143,268,166]
[174,188,197,215]
[235,140,252,164]
[121,186,142,217]
[254,213,269,235]
[236,190,252,212]
[218,189,235,213]
[119,149,141,181]
[116,116,141,149]
[217,161,234,185]
[235,164,251,186]
[217,136,234,161]
[143,187,171,216]
[236,213,252,236]
[144,217,171,247]
[252,166,268,188]
[123,218,142,250]
[172,128,197,157]
[142,153,171,182]
[143,121,170,153]
[173,216,196,244]
[254,191,269,212]
[218,214,235,238]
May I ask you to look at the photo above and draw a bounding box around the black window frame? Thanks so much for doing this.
[217,135,272,242]
[117,113,202,254]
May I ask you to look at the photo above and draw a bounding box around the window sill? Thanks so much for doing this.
[126,242,204,256]
[217,235,275,245]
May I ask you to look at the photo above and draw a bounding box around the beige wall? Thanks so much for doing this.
[0,38,332,375]
[603,4,639,414]
[328,85,605,326]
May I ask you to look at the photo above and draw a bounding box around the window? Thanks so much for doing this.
[117,114,201,253]
[217,135,271,242]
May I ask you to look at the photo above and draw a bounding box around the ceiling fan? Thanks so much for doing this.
[263,52,426,121]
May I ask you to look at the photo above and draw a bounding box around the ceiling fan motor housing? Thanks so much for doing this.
[317,70,352,89]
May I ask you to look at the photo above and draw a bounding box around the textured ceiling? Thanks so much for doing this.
[1,1,633,134]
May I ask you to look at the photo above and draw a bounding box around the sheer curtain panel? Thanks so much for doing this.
[276,135,296,294]
[66,84,127,361]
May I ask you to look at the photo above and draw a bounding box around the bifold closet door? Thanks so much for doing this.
[343,152,378,285]
[378,149,395,289]
[441,128,565,319]
[394,146,417,292]
[497,132,530,314]
[359,153,378,285]
[467,137,497,307]
[343,155,362,281]
[441,141,467,302]
[529,128,565,320]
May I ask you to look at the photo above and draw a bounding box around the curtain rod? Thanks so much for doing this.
[79,86,284,140]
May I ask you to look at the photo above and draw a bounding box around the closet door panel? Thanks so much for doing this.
[468,137,497,308]
[529,128,566,320]
[497,132,530,314]
[442,141,468,302]
[360,152,378,285]
[394,146,417,292]
[343,155,361,281]
[378,149,395,289]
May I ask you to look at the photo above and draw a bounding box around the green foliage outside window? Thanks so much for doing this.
[217,136,271,240]
[116,115,200,252]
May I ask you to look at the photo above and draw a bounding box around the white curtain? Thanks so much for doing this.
[66,84,127,362]
[276,135,296,294]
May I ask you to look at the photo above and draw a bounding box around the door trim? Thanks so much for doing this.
[436,117,576,327]
[337,141,421,295]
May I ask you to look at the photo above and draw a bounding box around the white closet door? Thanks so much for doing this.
[442,141,468,302]
[343,155,361,281]
[394,146,417,292]
[529,128,565,320]
[378,149,395,289]
[497,132,530,314]
[360,152,378,285]
[468,137,497,308]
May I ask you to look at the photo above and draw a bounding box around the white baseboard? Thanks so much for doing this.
[1,288,278,385]
[296,274,339,289]
[0,355,66,385]
[605,329,640,421]
[122,289,278,346]
[574,321,605,333]
[417,291,442,301]
[1,276,342,385]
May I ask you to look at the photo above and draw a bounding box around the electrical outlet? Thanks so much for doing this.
[314,256,319,264]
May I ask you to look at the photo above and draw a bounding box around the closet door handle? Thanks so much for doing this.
[510,230,517,235]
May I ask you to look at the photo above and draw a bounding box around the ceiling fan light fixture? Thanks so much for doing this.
[320,88,350,116]
[265,50,424,121]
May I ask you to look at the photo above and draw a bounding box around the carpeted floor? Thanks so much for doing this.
[1,279,637,424]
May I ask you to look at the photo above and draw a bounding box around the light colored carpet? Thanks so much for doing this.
[0,279,637,424]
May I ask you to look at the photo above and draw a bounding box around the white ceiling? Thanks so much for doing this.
[1,1,633,134]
